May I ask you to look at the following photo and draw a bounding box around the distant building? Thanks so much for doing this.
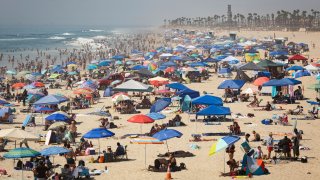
[227,5,233,27]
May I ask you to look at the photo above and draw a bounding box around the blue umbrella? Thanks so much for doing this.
[40,146,70,156]
[286,65,304,71]
[146,112,166,120]
[262,78,301,86]
[196,105,231,116]
[152,129,183,151]
[83,128,115,155]
[33,95,69,106]
[68,71,78,75]
[98,60,111,67]
[166,82,188,91]
[132,65,147,70]
[45,113,70,121]
[112,55,124,60]
[150,98,171,113]
[294,70,311,78]
[218,80,245,89]
[87,64,98,70]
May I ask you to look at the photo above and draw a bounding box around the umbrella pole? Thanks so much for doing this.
[166,140,169,152]
[21,158,24,180]
[145,144,147,169]
[98,139,100,156]
[223,151,226,173]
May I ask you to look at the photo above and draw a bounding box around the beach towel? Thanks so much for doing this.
[202,132,245,136]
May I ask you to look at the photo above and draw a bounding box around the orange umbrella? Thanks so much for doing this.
[32,82,45,87]
[164,67,175,73]
[12,83,26,89]
[253,77,270,86]
[148,76,169,87]
[73,88,93,95]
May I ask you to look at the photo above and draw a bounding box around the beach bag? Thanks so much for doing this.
[301,156,308,163]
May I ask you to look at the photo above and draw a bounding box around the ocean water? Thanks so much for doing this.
[0,25,152,52]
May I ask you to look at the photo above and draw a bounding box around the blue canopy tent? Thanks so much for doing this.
[218,80,245,89]
[176,88,200,99]
[262,78,301,86]
[192,95,223,106]
[83,128,115,155]
[196,105,231,116]
[166,82,188,91]
[150,98,171,113]
[33,95,69,106]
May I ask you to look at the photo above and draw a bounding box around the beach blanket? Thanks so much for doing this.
[202,132,245,136]
[204,122,221,125]
[291,117,315,120]
[189,138,217,142]
[120,134,146,139]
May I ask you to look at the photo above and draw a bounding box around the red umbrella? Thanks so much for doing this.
[288,54,308,61]
[253,77,270,86]
[32,82,45,87]
[127,114,154,124]
[12,83,26,89]
[311,63,320,67]
[164,67,175,73]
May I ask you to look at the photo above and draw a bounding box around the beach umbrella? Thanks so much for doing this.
[166,82,188,91]
[45,113,70,121]
[262,78,301,86]
[253,77,270,86]
[155,89,173,95]
[31,82,45,88]
[286,65,304,71]
[111,92,129,98]
[146,112,166,120]
[148,76,169,87]
[83,128,115,155]
[73,88,93,96]
[294,70,311,78]
[98,60,111,67]
[0,99,10,105]
[288,54,308,61]
[150,98,171,113]
[209,136,240,173]
[87,64,98,70]
[112,55,124,60]
[12,83,26,89]
[48,122,68,130]
[128,114,154,133]
[33,95,69,106]
[68,71,78,75]
[217,80,245,89]
[17,71,31,78]
[49,73,60,79]
[25,74,37,81]
[6,70,16,75]
[111,94,130,103]
[41,146,70,156]
[67,64,78,69]
[152,129,183,152]
[132,65,147,70]
[115,60,123,65]
[0,128,39,141]
[80,80,98,90]
[130,137,164,168]
[4,147,40,179]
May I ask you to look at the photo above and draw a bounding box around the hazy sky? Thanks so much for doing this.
[1,0,320,27]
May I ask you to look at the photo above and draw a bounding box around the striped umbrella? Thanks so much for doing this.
[112,94,130,103]
[131,137,164,168]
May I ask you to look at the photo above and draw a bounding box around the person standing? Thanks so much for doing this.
[266,133,274,159]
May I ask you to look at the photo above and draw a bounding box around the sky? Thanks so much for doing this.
[1,0,320,27]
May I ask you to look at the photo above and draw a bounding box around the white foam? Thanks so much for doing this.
[67,37,95,47]
[89,29,105,32]
[93,36,107,39]
[48,36,66,40]
[61,32,74,36]
[0,38,38,41]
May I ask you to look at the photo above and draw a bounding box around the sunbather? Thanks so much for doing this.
[247,95,259,107]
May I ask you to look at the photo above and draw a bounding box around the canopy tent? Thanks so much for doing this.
[113,79,153,92]
[196,105,231,116]
[191,95,223,106]
[257,60,283,67]
[176,88,200,99]
[33,95,69,106]
[262,78,301,86]
[218,80,245,89]
[166,82,188,91]
[150,98,171,113]
[135,68,155,78]
[238,62,266,71]
[286,65,304,71]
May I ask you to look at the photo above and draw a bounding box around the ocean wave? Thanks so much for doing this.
[61,32,74,36]
[67,37,95,46]
[0,37,38,41]
[93,36,107,39]
[89,29,105,32]
[48,36,66,40]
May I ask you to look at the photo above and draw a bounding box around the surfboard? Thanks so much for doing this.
[45,130,52,145]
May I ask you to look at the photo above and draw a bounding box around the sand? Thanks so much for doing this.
[1,30,320,180]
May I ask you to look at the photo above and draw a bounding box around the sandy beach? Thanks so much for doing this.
[0,29,320,180]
